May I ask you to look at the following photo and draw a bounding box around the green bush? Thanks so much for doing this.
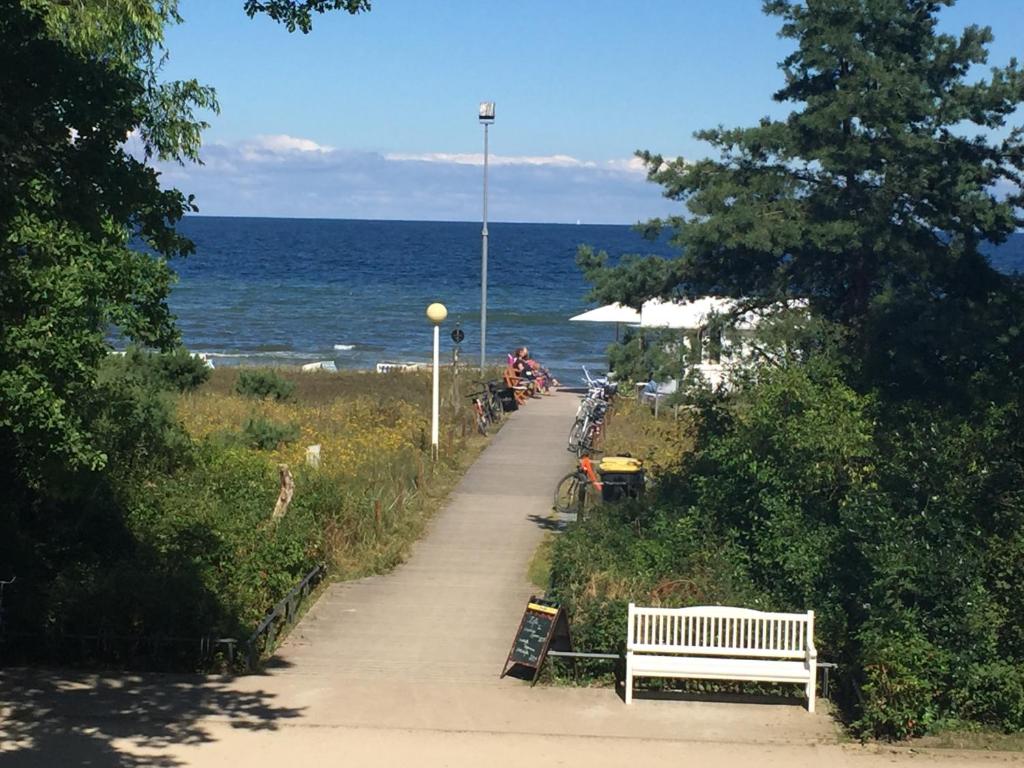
[550,355,1024,737]
[149,347,211,392]
[103,346,211,393]
[952,662,1024,733]
[236,369,294,401]
[854,618,948,739]
[242,417,299,450]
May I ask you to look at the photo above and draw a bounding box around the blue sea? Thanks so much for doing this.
[169,217,1024,382]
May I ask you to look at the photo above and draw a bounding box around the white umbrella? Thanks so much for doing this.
[569,303,642,324]
[570,303,641,341]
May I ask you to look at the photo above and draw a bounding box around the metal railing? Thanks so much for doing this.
[244,563,325,670]
[0,566,326,673]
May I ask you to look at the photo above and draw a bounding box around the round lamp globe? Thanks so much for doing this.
[426,303,448,324]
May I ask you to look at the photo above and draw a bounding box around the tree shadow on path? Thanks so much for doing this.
[0,667,303,767]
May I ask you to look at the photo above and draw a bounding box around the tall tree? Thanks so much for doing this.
[0,0,368,484]
[580,0,1024,400]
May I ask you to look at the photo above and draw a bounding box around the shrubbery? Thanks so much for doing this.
[242,416,300,450]
[236,369,295,401]
[550,357,1024,738]
[0,363,487,670]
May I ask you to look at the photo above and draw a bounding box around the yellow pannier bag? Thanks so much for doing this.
[598,456,643,474]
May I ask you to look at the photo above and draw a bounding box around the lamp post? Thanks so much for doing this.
[426,302,448,459]
[478,101,495,372]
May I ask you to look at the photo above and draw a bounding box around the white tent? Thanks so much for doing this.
[569,303,642,324]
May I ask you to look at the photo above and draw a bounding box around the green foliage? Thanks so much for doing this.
[565,1,1024,739]
[0,367,479,670]
[241,416,300,450]
[553,352,1024,736]
[1,0,368,485]
[606,327,693,385]
[148,348,212,392]
[854,618,948,739]
[236,369,296,401]
[104,347,211,392]
[243,0,371,32]
[577,0,1024,402]
[0,1,198,483]
[0,0,381,671]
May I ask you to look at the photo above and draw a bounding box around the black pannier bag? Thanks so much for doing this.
[498,387,519,412]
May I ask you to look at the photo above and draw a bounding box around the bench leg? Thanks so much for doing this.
[806,678,815,713]
[625,663,633,705]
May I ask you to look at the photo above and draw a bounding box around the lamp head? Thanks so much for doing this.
[426,302,448,324]
[478,101,495,122]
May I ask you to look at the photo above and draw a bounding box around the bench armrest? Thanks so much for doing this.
[806,642,818,661]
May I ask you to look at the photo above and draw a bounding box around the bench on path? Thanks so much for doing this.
[625,604,817,712]
[503,365,530,405]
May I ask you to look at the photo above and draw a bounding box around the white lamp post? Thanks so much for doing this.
[478,101,495,372]
[426,302,448,458]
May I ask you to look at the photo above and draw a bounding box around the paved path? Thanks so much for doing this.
[6,392,1013,766]
[273,391,579,683]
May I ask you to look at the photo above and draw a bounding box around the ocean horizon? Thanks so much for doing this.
[168,216,1024,382]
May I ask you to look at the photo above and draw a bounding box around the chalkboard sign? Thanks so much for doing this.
[500,596,572,684]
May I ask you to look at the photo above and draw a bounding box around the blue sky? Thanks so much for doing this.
[157,0,1024,223]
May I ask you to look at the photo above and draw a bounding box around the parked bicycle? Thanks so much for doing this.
[567,366,617,456]
[553,452,646,518]
[553,452,602,516]
[467,379,505,435]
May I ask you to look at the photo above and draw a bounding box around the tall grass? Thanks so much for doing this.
[2,365,496,670]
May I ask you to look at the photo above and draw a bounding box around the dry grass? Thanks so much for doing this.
[177,366,493,581]
[599,398,696,475]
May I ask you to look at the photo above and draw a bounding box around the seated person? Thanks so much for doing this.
[513,347,559,392]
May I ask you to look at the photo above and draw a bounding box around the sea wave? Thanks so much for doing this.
[333,344,355,351]
[198,350,318,359]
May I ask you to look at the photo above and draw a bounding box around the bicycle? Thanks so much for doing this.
[467,392,489,434]
[467,380,505,435]
[553,453,603,516]
[567,367,614,455]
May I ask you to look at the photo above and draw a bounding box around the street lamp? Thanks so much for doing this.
[426,302,448,459]
[478,101,495,372]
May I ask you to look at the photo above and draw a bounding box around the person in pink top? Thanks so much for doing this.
[513,347,559,393]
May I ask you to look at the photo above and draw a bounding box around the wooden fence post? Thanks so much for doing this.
[271,464,294,521]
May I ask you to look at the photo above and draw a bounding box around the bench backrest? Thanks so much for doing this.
[627,604,814,660]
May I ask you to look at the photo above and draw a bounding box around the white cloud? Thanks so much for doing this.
[604,156,649,174]
[385,152,598,168]
[145,135,680,223]
[248,134,334,153]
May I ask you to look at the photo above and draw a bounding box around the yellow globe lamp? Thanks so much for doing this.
[425,301,447,459]
[426,302,448,325]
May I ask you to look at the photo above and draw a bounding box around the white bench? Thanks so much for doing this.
[625,604,817,712]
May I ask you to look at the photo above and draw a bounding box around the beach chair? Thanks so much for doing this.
[503,365,530,405]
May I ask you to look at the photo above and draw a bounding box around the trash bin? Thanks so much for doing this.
[597,456,645,502]
[498,387,519,412]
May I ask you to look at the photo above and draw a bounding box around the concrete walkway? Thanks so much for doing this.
[273,391,579,683]
[6,393,1002,766]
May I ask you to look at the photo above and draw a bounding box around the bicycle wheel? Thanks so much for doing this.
[567,416,587,452]
[473,402,488,435]
[487,390,503,421]
[553,471,587,515]
[576,415,594,451]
